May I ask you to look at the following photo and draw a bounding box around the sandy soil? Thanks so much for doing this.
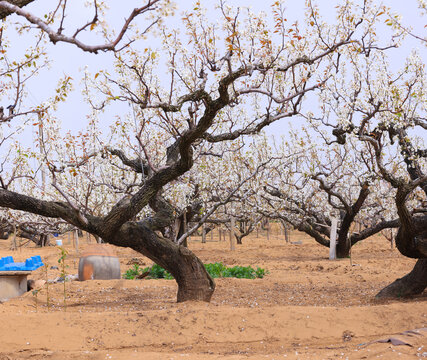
[0,228,426,360]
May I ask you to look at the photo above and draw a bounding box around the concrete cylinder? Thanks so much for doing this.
[78,244,121,281]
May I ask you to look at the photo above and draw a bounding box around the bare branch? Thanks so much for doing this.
[0,0,161,53]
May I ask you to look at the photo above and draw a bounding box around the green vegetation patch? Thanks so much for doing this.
[204,262,268,279]
[123,262,268,280]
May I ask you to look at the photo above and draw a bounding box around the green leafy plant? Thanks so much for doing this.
[123,264,173,280]
[204,262,227,278]
[32,288,40,312]
[58,246,69,311]
[123,262,268,280]
[255,267,267,279]
[123,264,142,280]
[148,264,174,279]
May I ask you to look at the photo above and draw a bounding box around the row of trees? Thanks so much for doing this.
[0,0,425,301]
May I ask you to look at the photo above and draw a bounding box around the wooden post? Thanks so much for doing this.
[390,229,395,249]
[329,217,338,260]
[67,231,71,245]
[256,225,259,238]
[230,217,235,251]
[210,227,214,242]
[12,225,17,251]
[202,223,206,244]
[266,221,270,241]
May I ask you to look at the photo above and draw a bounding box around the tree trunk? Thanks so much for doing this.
[229,217,235,251]
[109,222,215,302]
[376,259,427,298]
[173,246,215,302]
[336,234,350,258]
[284,225,289,243]
[37,234,49,247]
[180,212,188,248]
[201,224,206,244]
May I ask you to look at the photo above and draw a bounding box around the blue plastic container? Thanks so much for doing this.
[0,256,44,271]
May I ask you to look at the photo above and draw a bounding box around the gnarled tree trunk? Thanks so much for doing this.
[377,180,427,298]
[108,221,215,302]
[173,246,215,302]
[376,259,427,298]
[336,235,351,258]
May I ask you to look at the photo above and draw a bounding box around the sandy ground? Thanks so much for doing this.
[0,228,426,360]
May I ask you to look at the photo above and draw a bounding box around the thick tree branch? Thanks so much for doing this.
[351,218,400,244]
[0,188,100,231]
[107,147,149,175]
[0,0,33,20]
[100,66,251,235]
[0,0,160,53]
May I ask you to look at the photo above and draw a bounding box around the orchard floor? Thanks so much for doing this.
[0,230,426,360]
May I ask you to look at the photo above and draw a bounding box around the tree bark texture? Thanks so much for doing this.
[376,259,427,298]
[107,222,215,302]
[0,0,35,20]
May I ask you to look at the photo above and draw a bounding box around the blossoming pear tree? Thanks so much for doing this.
[260,124,404,258]
[309,22,427,296]
[0,0,397,301]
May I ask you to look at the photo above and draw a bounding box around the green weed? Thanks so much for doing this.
[123,264,141,280]
[123,262,268,280]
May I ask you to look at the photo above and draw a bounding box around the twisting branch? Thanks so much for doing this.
[106,147,149,175]
[276,40,354,73]
[0,0,161,53]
